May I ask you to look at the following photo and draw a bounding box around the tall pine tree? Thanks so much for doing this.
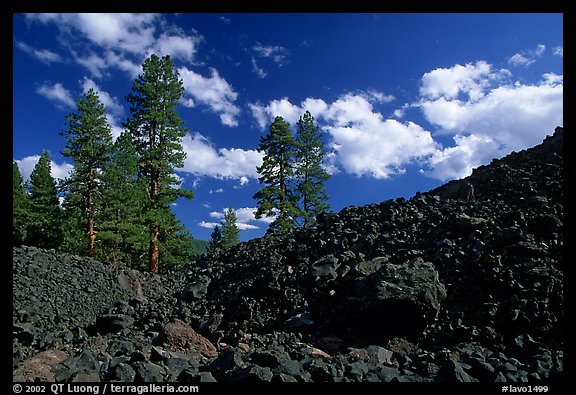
[60,88,113,257]
[98,131,149,267]
[27,150,63,250]
[207,225,224,254]
[13,161,30,245]
[222,207,240,247]
[253,116,300,232]
[294,111,330,226]
[125,54,194,273]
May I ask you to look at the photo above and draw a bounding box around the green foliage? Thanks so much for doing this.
[13,161,30,245]
[222,207,240,248]
[60,88,113,256]
[190,239,209,255]
[207,225,224,254]
[97,131,149,267]
[59,206,89,255]
[124,54,194,272]
[294,110,331,226]
[253,116,301,232]
[160,226,197,271]
[26,150,63,250]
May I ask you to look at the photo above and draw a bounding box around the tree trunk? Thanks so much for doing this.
[87,168,95,257]
[88,217,95,257]
[149,225,159,273]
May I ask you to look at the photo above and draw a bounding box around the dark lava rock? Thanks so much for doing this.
[12,127,563,383]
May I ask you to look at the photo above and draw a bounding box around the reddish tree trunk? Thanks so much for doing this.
[87,168,95,257]
[149,225,160,273]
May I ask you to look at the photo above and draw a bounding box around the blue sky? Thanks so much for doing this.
[13,13,563,241]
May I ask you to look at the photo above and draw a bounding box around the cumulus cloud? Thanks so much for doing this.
[419,61,510,101]
[15,155,73,182]
[153,31,201,62]
[36,81,75,109]
[417,62,563,180]
[251,63,562,183]
[179,67,241,127]
[179,133,263,180]
[507,44,546,67]
[424,134,502,180]
[249,92,435,179]
[199,207,274,230]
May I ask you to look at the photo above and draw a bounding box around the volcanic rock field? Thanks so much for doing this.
[13,127,563,383]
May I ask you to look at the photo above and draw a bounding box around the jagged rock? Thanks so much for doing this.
[117,270,146,303]
[156,319,217,359]
[13,350,69,382]
[339,257,446,341]
[12,127,564,383]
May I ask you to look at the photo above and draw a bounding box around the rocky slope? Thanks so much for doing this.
[13,127,563,383]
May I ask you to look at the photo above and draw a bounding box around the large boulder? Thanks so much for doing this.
[312,257,446,343]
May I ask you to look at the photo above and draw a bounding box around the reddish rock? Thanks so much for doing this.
[13,350,69,382]
[158,319,217,359]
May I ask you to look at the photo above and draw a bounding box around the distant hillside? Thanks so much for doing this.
[191,238,208,255]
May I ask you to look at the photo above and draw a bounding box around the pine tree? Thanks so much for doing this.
[161,226,197,269]
[253,116,300,232]
[27,150,63,249]
[125,54,194,273]
[207,225,224,254]
[294,110,331,226]
[13,161,30,245]
[222,207,240,247]
[97,132,149,268]
[60,88,113,257]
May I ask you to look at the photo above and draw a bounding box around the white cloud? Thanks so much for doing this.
[209,188,224,194]
[425,134,502,180]
[74,50,142,80]
[25,13,201,79]
[81,77,123,116]
[199,221,220,229]
[153,31,202,62]
[80,78,125,140]
[36,82,75,109]
[420,61,510,101]
[15,155,73,182]
[253,41,289,65]
[508,53,534,67]
[553,46,563,57]
[200,207,274,230]
[179,133,263,180]
[239,176,249,186]
[249,98,302,129]
[417,62,563,180]
[249,93,437,179]
[179,67,240,127]
[251,57,267,78]
[507,44,546,67]
[15,41,64,64]
[365,90,395,103]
